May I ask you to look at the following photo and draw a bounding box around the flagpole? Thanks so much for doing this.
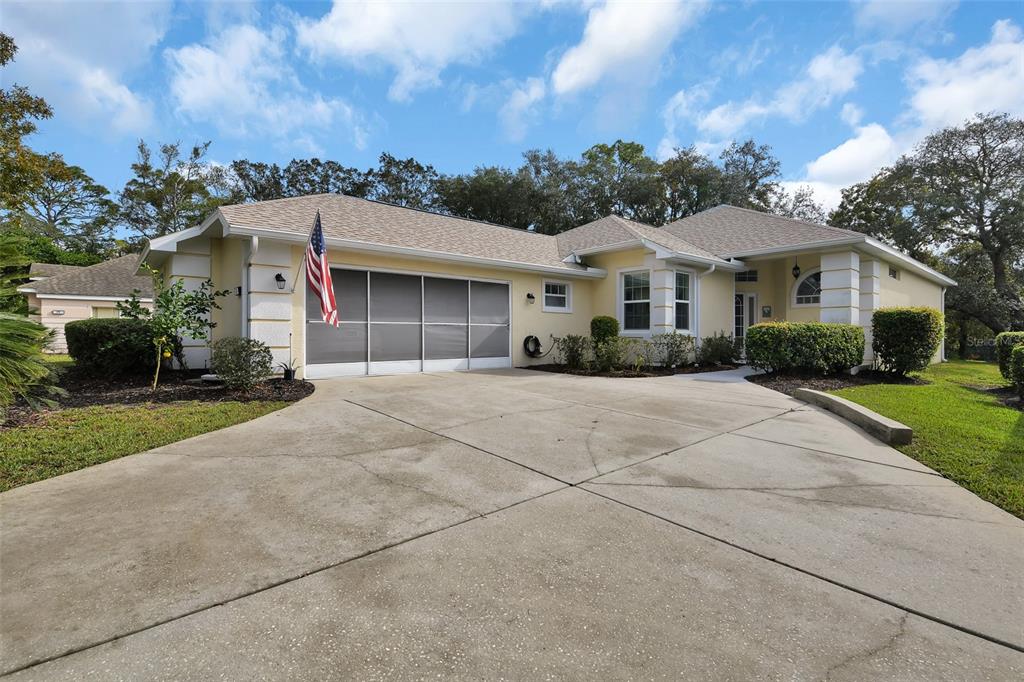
[290,209,319,294]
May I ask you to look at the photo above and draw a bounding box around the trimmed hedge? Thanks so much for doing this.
[697,331,738,366]
[590,315,619,344]
[872,307,944,376]
[746,322,865,374]
[65,318,155,376]
[1010,345,1024,399]
[211,337,273,390]
[995,332,1024,380]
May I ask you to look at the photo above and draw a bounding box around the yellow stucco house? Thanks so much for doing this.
[140,195,955,378]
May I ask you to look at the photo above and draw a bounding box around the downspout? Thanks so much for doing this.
[241,235,259,337]
[940,287,946,362]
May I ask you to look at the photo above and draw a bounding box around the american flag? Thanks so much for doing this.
[305,210,338,327]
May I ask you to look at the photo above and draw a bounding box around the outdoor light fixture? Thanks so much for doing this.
[792,259,801,280]
[526,292,536,303]
[275,273,286,290]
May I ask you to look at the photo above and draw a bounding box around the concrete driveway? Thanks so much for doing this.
[1,369,1021,679]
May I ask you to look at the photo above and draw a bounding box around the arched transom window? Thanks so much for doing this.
[794,271,821,305]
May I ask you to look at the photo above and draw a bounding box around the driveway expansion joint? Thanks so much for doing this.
[579,486,1024,655]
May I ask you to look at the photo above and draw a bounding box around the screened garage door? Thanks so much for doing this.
[305,268,511,378]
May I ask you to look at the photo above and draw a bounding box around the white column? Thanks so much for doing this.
[247,241,296,368]
[167,238,212,369]
[859,259,881,362]
[819,251,860,325]
[650,264,674,336]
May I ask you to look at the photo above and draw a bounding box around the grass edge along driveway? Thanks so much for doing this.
[832,360,1023,519]
[1,400,288,492]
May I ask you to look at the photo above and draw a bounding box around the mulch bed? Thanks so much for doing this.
[3,368,314,429]
[525,363,739,378]
[746,370,926,397]
[974,385,1024,412]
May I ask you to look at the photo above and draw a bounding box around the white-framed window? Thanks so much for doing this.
[888,266,901,280]
[735,270,758,282]
[674,270,692,331]
[793,269,822,306]
[542,280,572,313]
[621,270,650,331]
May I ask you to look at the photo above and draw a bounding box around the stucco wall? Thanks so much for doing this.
[699,268,735,339]
[210,237,244,340]
[879,264,945,362]
[32,296,153,353]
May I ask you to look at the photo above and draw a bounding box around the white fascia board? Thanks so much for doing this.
[228,224,607,279]
[641,239,745,271]
[17,286,36,293]
[721,235,956,287]
[861,237,957,287]
[719,236,865,259]
[34,294,154,302]
[566,239,645,258]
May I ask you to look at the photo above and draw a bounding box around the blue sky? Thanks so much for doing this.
[4,0,1023,210]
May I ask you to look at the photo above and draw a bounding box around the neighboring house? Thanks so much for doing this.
[18,255,155,353]
[141,195,955,378]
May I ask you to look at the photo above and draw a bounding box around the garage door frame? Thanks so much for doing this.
[303,263,513,379]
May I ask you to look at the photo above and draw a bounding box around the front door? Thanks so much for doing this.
[734,292,757,350]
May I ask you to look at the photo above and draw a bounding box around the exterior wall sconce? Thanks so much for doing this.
[792,259,801,279]
[275,273,286,290]
[526,293,536,304]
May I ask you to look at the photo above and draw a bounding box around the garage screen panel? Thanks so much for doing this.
[424,277,468,361]
[470,281,510,364]
[305,268,368,373]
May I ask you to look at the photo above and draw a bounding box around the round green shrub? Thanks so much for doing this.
[872,307,944,375]
[211,337,274,390]
[555,334,590,371]
[746,322,864,374]
[65,318,155,376]
[590,315,619,344]
[1010,345,1024,399]
[697,332,738,365]
[995,332,1024,381]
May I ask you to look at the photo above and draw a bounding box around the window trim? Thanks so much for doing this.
[617,268,652,335]
[541,279,573,313]
[792,268,822,307]
[673,269,694,334]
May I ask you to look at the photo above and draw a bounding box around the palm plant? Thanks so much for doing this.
[0,312,62,417]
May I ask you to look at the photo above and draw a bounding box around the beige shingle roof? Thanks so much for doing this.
[662,205,861,256]
[557,215,725,262]
[28,262,83,279]
[26,255,154,298]
[218,194,585,272]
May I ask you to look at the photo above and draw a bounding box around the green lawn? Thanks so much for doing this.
[832,360,1023,518]
[1,400,287,492]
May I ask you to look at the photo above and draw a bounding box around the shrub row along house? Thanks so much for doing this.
[17,256,154,353]
[125,195,953,379]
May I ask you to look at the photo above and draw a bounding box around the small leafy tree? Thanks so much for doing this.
[119,266,228,389]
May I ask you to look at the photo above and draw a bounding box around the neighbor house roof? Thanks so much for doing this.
[556,215,728,265]
[28,262,83,280]
[20,255,154,298]
[214,193,591,275]
[662,205,863,256]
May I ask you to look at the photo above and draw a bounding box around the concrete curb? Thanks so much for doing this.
[791,388,913,446]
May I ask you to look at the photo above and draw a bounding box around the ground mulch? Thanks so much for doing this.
[746,370,926,397]
[526,363,739,378]
[975,385,1024,412]
[3,368,314,429]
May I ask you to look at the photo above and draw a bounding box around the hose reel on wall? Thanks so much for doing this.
[523,335,555,359]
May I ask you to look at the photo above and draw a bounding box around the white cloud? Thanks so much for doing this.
[551,0,708,96]
[697,45,863,137]
[840,102,864,127]
[499,78,546,141]
[853,0,957,35]
[295,1,525,102]
[166,24,367,150]
[906,18,1024,130]
[656,81,715,160]
[1,0,171,134]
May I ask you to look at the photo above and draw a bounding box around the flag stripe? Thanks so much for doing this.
[305,211,339,327]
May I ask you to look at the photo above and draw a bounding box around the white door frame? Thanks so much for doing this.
[735,292,758,344]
